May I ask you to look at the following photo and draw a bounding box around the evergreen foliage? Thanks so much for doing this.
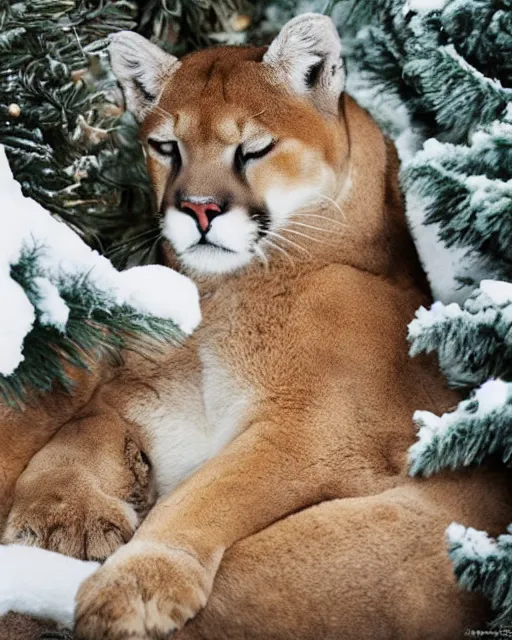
[448,522,512,627]
[408,282,512,387]
[346,0,512,143]
[409,379,512,477]
[2,245,183,409]
[0,1,150,259]
[342,0,512,626]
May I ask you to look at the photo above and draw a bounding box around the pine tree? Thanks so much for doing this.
[0,1,152,263]
[341,0,512,626]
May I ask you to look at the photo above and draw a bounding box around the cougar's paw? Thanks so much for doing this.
[3,471,138,561]
[75,542,211,640]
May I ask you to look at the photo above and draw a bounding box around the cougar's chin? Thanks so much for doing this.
[162,206,258,275]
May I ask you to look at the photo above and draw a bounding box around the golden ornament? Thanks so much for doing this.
[71,68,87,84]
[231,13,251,32]
[8,103,21,118]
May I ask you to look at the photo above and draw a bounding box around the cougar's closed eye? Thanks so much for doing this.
[235,139,276,172]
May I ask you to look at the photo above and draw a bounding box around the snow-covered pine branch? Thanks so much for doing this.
[403,44,510,143]
[439,1,512,88]
[408,379,512,476]
[447,523,512,627]
[0,145,201,407]
[402,112,512,277]
[408,280,512,387]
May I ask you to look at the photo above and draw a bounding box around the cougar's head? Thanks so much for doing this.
[110,14,347,276]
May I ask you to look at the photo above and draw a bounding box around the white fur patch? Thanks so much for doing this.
[199,346,255,444]
[162,209,200,255]
[162,206,258,275]
[207,207,258,253]
[182,246,255,275]
[125,352,253,496]
[266,184,324,229]
[126,377,211,496]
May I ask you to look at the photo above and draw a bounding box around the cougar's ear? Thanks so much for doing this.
[263,13,344,116]
[109,31,179,120]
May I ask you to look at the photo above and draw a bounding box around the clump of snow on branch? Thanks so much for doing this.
[447,523,497,560]
[403,0,449,15]
[408,379,512,476]
[408,280,512,387]
[0,145,201,376]
[408,279,512,478]
[447,523,512,626]
[33,278,70,330]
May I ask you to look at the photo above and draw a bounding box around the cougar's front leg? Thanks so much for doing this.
[0,364,107,529]
[74,416,337,640]
[3,395,155,561]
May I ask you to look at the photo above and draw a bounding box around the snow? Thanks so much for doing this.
[0,145,201,376]
[403,0,448,15]
[394,127,424,166]
[0,544,99,627]
[446,523,496,558]
[467,175,512,212]
[116,265,201,336]
[345,60,411,140]
[408,378,510,467]
[0,279,35,375]
[471,120,512,149]
[404,189,487,304]
[474,378,510,414]
[443,44,504,90]
[408,300,461,340]
[480,279,512,306]
[408,406,458,463]
[34,277,69,330]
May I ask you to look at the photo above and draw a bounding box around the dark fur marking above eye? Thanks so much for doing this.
[133,76,156,104]
[305,57,324,89]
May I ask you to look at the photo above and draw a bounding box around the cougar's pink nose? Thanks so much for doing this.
[180,201,221,232]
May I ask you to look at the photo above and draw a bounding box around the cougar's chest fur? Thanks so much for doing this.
[121,272,296,496]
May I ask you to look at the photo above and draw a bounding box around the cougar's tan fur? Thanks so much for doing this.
[2,14,511,640]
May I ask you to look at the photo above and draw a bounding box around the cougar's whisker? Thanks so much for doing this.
[317,194,347,221]
[253,244,269,271]
[287,220,336,234]
[261,237,295,267]
[153,105,175,120]
[284,228,327,244]
[289,212,347,228]
[266,230,312,258]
